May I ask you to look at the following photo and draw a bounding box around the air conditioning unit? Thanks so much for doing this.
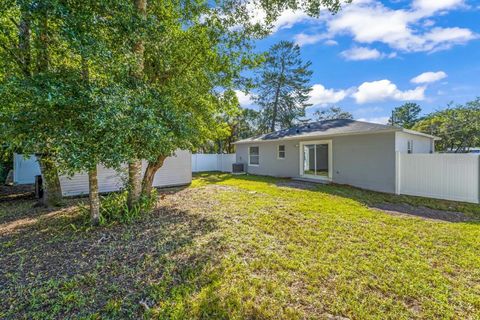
[232,163,245,174]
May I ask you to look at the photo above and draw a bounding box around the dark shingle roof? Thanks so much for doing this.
[234,119,401,143]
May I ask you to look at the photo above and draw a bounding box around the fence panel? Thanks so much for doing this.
[398,153,479,203]
[192,154,236,172]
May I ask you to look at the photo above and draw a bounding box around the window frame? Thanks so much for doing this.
[248,146,260,166]
[299,140,333,181]
[277,145,286,159]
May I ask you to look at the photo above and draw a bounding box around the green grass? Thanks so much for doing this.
[1,172,480,319]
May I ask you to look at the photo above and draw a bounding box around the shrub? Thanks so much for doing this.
[79,189,159,226]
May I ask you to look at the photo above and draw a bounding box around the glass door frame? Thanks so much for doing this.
[299,140,333,181]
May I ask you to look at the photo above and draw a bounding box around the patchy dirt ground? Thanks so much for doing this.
[370,202,475,222]
[0,186,225,319]
[1,174,479,319]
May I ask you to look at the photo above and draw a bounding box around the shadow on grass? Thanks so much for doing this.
[194,172,480,223]
[0,191,225,319]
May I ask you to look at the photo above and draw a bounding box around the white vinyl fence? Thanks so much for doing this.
[396,153,480,203]
[191,154,236,173]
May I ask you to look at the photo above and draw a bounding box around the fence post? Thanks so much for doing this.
[395,151,401,195]
[478,155,480,204]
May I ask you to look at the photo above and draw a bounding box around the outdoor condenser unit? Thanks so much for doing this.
[232,163,245,174]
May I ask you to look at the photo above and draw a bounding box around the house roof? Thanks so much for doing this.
[233,119,438,144]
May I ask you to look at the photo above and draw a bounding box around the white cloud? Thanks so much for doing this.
[340,46,396,61]
[413,0,464,14]
[246,3,315,33]
[294,33,328,46]
[352,79,426,104]
[235,90,253,107]
[411,71,447,84]
[422,27,476,51]
[273,10,312,31]
[324,39,338,46]
[324,0,477,53]
[357,116,390,124]
[341,47,382,60]
[308,84,349,106]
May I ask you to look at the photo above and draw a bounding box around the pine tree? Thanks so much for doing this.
[389,103,422,129]
[314,106,353,121]
[254,41,312,132]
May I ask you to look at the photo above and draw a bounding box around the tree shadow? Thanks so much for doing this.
[270,178,480,224]
[0,190,225,319]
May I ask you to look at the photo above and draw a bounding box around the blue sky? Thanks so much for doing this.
[236,0,480,124]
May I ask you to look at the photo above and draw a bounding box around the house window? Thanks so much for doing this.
[407,140,414,154]
[249,146,259,165]
[278,145,285,159]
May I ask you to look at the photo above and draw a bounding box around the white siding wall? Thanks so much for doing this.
[397,153,479,203]
[60,150,191,196]
[395,132,433,153]
[60,165,125,196]
[191,154,235,172]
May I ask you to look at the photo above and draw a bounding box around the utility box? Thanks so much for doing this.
[232,163,245,174]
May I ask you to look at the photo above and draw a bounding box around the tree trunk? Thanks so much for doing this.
[88,167,100,225]
[37,155,63,207]
[33,9,62,207]
[18,8,31,77]
[142,155,166,196]
[271,84,280,132]
[271,59,285,132]
[127,0,148,208]
[80,56,99,224]
[37,9,49,73]
[127,160,143,209]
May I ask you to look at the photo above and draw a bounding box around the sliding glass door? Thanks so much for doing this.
[300,141,332,180]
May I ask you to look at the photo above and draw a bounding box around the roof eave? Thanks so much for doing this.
[401,128,441,140]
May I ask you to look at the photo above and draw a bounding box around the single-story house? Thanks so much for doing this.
[13,151,192,196]
[234,119,438,194]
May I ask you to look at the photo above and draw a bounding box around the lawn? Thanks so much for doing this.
[1,173,480,319]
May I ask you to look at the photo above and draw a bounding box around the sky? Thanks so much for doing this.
[236,0,480,124]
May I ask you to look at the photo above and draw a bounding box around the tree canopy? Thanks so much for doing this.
[389,102,422,129]
[413,99,480,152]
[0,0,350,223]
[254,41,313,132]
[314,106,353,121]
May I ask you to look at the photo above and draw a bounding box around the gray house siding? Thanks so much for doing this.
[236,132,397,193]
[332,133,396,193]
[236,140,300,178]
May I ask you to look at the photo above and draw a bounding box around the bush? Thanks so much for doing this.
[100,189,158,225]
[79,189,159,226]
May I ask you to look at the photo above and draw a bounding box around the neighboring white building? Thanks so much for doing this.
[13,151,192,196]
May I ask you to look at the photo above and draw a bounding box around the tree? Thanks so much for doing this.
[0,1,64,206]
[254,41,312,132]
[314,106,353,121]
[413,99,480,152]
[201,108,262,154]
[389,102,422,129]
[0,0,349,224]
